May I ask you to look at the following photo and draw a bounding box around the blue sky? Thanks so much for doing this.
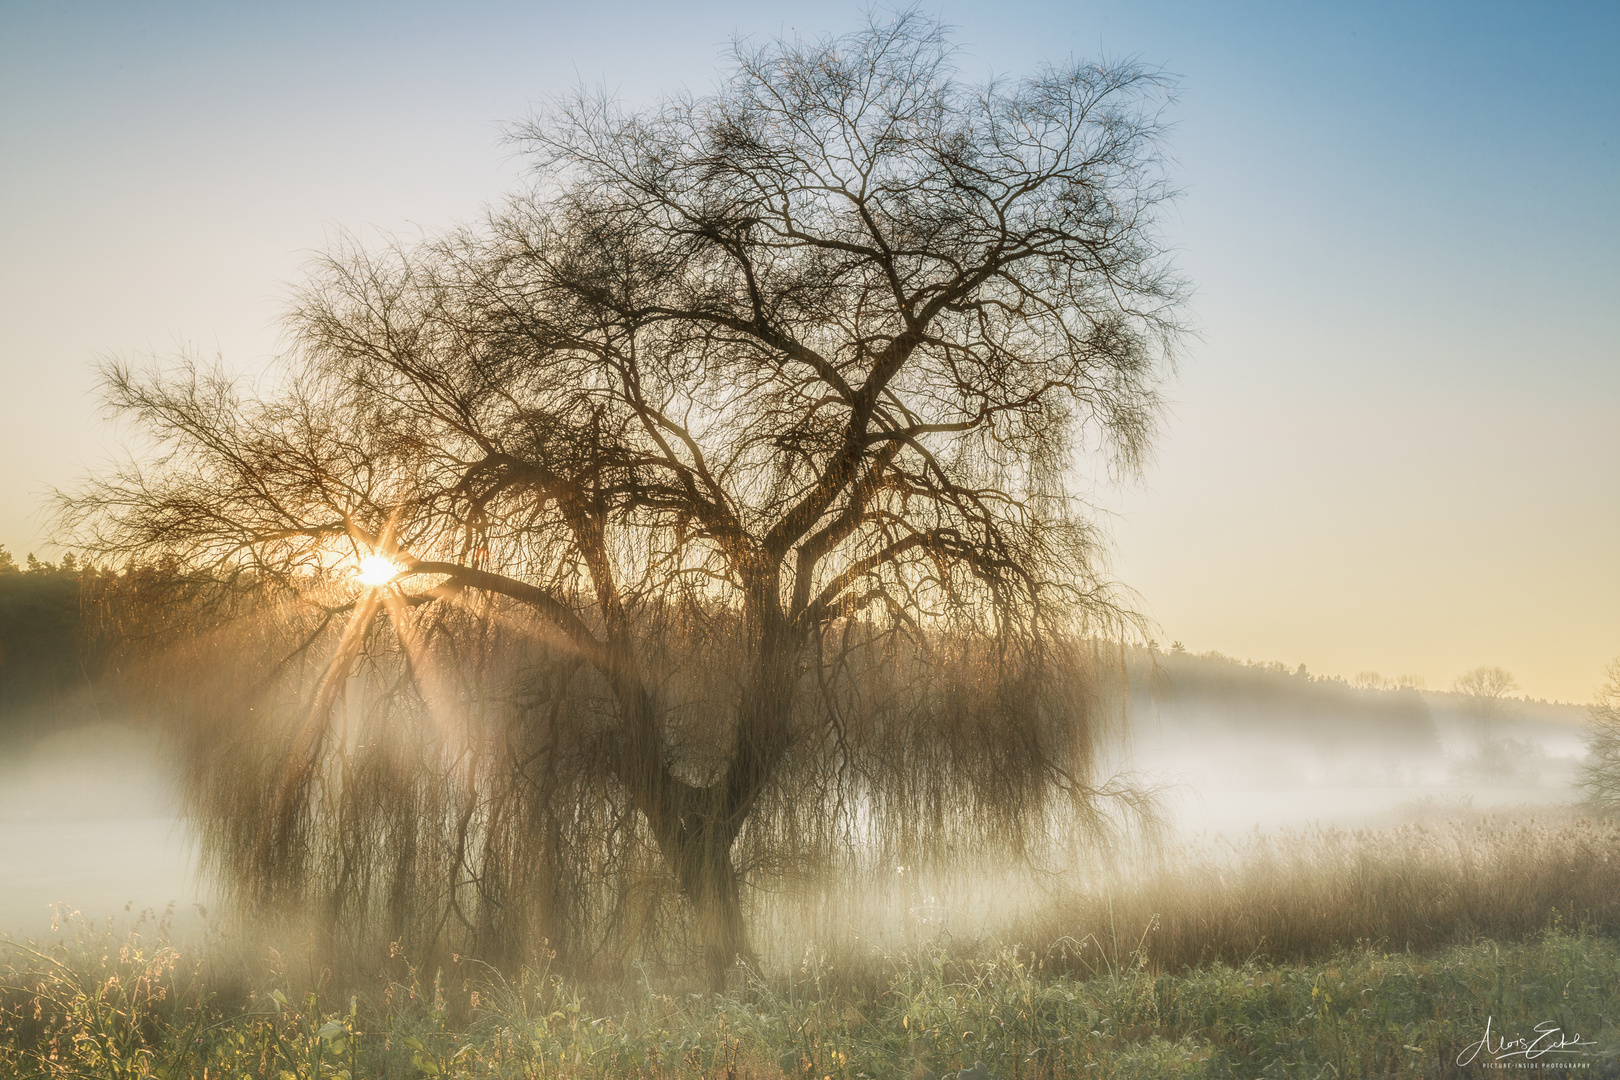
[2,1,1616,699]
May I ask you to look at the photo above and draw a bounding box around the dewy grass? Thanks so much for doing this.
[6,815,1620,1078]
[6,918,1620,1078]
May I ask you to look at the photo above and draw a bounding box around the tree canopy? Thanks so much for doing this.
[64,13,1184,985]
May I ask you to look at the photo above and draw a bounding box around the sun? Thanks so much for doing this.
[356,554,403,587]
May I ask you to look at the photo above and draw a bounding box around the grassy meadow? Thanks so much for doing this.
[5,808,1620,1079]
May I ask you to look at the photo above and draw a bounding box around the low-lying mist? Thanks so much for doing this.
[1108,648,1587,839]
[1,645,1595,964]
[0,713,210,940]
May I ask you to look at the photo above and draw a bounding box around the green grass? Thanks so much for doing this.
[5,907,1620,1079]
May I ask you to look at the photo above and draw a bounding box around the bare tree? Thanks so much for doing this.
[1453,665,1519,735]
[1578,659,1620,809]
[63,13,1182,986]
[1450,665,1520,783]
[1453,665,1518,702]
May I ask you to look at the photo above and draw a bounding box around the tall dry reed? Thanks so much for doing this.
[1017,811,1620,975]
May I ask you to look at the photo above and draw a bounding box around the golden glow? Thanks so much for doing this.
[356,555,403,587]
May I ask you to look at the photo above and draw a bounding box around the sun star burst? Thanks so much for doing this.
[356,554,402,587]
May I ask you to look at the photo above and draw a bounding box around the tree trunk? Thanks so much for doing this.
[605,577,794,989]
[671,813,751,991]
[692,851,750,991]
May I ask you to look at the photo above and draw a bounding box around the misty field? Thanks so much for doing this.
[6,810,1620,1079]
[4,11,1617,1079]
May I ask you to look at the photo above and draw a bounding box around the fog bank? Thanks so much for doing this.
[0,719,208,940]
[0,649,1597,942]
[1113,649,1588,837]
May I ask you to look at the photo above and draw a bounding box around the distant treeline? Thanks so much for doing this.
[0,547,179,741]
[0,549,210,737]
[0,555,1532,764]
[0,547,97,720]
[1123,646,1440,756]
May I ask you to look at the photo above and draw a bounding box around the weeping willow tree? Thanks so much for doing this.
[63,13,1184,987]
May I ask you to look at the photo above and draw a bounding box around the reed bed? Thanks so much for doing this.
[1021,810,1620,974]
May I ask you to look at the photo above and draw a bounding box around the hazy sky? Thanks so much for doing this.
[2,1,1616,701]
